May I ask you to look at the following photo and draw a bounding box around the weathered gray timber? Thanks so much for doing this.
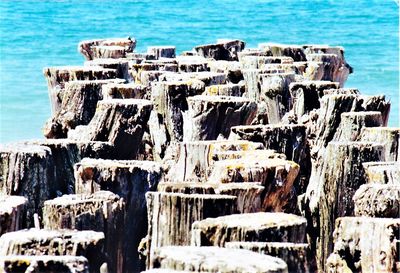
[0,255,89,273]
[145,192,236,267]
[85,58,131,80]
[43,66,118,114]
[211,149,285,162]
[176,56,209,73]
[257,73,296,123]
[44,79,125,138]
[301,141,384,273]
[147,46,176,59]
[182,95,257,141]
[150,246,288,273]
[0,229,105,273]
[0,196,27,236]
[69,99,152,159]
[204,83,245,96]
[208,158,299,211]
[191,212,306,247]
[358,127,400,161]
[225,242,312,273]
[194,39,245,61]
[149,80,205,160]
[74,158,162,272]
[157,182,264,213]
[43,191,125,273]
[258,43,307,62]
[332,111,383,142]
[230,124,311,194]
[289,81,339,117]
[240,56,294,70]
[102,82,149,99]
[164,140,264,183]
[327,217,400,273]
[78,37,136,60]
[207,60,243,83]
[363,161,400,184]
[0,144,55,227]
[23,139,114,195]
[353,183,400,218]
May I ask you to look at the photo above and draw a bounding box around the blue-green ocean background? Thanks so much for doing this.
[0,0,399,143]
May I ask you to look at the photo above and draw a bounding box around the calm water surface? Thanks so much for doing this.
[0,0,398,143]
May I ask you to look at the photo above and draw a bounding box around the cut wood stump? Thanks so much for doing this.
[302,141,384,273]
[332,111,383,142]
[78,37,136,60]
[43,66,118,114]
[182,95,257,141]
[69,99,153,159]
[0,255,89,273]
[150,246,288,273]
[42,191,125,273]
[327,217,400,273]
[204,83,245,97]
[194,39,245,61]
[147,46,176,59]
[102,82,149,100]
[225,242,312,273]
[363,161,400,184]
[191,212,306,247]
[145,192,236,267]
[208,158,299,212]
[44,79,125,138]
[0,195,27,236]
[0,144,55,227]
[230,124,311,194]
[0,229,105,273]
[74,158,162,272]
[358,127,400,161]
[84,58,131,80]
[353,183,400,218]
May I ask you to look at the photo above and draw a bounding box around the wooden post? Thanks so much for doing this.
[332,111,383,142]
[0,255,89,273]
[191,212,307,246]
[69,99,153,160]
[74,158,163,272]
[182,95,257,141]
[43,66,118,114]
[145,192,236,267]
[0,196,27,236]
[225,242,313,273]
[147,46,176,59]
[353,183,400,218]
[0,229,105,273]
[208,158,299,212]
[363,161,400,184]
[150,246,288,273]
[204,83,245,97]
[358,127,400,161]
[302,141,384,273]
[194,39,245,61]
[0,144,55,228]
[43,191,125,273]
[78,37,136,60]
[230,124,311,194]
[327,217,400,273]
[85,58,131,80]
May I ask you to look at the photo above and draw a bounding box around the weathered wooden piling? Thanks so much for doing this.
[358,127,400,161]
[145,192,236,266]
[363,161,400,184]
[182,95,257,141]
[191,212,307,247]
[78,37,136,60]
[225,242,312,273]
[327,217,400,273]
[0,229,105,273]
[0,255,89,273]
[194,39,245,61]
[74,158,162,272]
[150,246,288,273]
[0,195,27,236]
[302,141,384,272]
[43,191,125,273]
[0,144,55,227]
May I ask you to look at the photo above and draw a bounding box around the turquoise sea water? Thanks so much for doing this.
[0,0,399,143]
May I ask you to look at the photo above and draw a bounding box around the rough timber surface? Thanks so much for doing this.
[0,195,27,236]
[0,255,89,273]
[150,246,288,273]
[0,229,105,273]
